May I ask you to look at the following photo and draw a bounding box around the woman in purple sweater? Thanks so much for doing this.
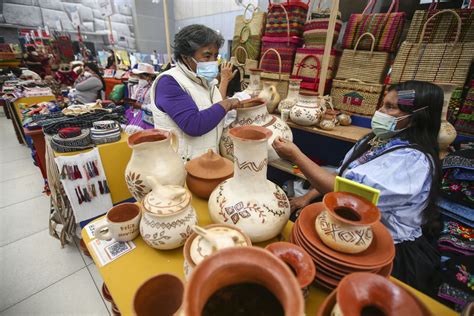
[151,25,241,161]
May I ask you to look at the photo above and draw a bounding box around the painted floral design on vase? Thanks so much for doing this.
[220,98,293,162]
[210,126,290,242]
[290,91,326,126]
[125,129,186,201]
[243,68,263,97]
[315,192,381,254]
[140,177,197,250]
[277,78,302,113]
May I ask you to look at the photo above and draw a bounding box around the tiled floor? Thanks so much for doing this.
[0,112,111,315]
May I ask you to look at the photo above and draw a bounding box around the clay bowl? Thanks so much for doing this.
[133,274,184,316]
[240,97,266,108]
[183,223,252,272]
[323,191,381,226]
[265,241,316,290]
[102,283,113,302]
[183,246,304,316]
[317,290,337,316]
[298,203,395,269]
[111,302,121,316]
[79,239,91,257]
[336,272,424,316]
[185,149,233,199]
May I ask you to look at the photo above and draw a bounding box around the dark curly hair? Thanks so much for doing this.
[173,24,224,62]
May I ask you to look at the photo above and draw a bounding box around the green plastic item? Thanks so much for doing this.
[334,176,380,205]
[108,84,125,102]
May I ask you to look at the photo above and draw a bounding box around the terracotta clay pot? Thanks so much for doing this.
[183,247,304,316]
[125,129,185,201]
[333,272,424,316]
[210,126,291,242]
[183,223,252,280]
[133,274,184,316]
[102,283,113,302]
[185,149,233,199]
[265,242,316,296]
[219,98,293,162]
[315,192,381,254]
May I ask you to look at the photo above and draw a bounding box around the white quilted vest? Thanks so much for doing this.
[150,62,223,161]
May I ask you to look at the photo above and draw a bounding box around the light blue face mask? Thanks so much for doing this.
[192,57,219,83]
[371,107,427,139]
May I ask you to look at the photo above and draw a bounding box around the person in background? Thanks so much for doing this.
[124,62,156,134]
[73,62,105,104]
[106,49,117,69]
[272,80,443,296]
[24,46,50,78]
[152,24,242,161]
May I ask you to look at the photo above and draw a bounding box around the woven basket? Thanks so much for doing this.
[290,49,335,93]
[391,10,474,86]
[264,0,309,38]
[342,0,406,53]
[303,0,342,48]
[336,32,390,84]
[260,36,303,74]
[406,3,474,43]
[231,4,266,61]
[231,45,259,91]
[259,48,290,100]
[331,79,385,116]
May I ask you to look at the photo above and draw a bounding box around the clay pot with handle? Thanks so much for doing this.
[258,82,281,113]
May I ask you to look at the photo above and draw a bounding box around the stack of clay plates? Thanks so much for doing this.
[289,202,395,290]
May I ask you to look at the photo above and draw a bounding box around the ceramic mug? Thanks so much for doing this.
[95,203,141,242]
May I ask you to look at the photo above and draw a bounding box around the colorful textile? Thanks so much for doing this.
[264,1,309,38]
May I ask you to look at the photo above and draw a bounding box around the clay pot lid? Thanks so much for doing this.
[185,224,252,266]
[323,192,381,226]
[265,242,316,289]
[142,177,191,216]
[185,149,233,180]
[127,128,170,147]
[297,203,395,269]
[183,246,304,316]
[336,273,424,316]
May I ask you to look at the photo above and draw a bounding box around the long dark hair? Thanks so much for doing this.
[339,80,443,238]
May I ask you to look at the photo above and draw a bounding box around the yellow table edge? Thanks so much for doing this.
[82,195,456,316]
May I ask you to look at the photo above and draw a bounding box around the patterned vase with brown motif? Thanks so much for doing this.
[243,68,263,97]
[209,126,290,242]
[220,98,293,162]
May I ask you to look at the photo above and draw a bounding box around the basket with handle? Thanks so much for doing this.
[231,3,266,62]
[290,53,334,93]
[341,0,406,52]
[391,10,474,86]
[406,0,474,44]
[259,48,290,100]
[303,0,342,48]
[264,0,309,38]
[336,32,390,84]
[330,78,385,116]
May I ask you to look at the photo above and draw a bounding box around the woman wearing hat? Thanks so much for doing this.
[152,24,242,161]
[272,81,443,297]
[124,63,156,134]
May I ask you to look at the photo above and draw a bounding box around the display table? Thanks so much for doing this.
[82,195,456,316]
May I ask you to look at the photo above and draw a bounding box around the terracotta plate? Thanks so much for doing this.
[298,203,395,268]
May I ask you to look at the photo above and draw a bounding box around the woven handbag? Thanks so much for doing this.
[231,4,266,62]
[391,10,474,86]
[265,0,309,38]
[260,36,303,74]
[331,79,385,116]
[336,32,390,84]
[231,45,259,90]
[342,0,406,53]
[290,48,338,92]
[260,48,290,100]
[303,0,342,48]
[406,1,474,43]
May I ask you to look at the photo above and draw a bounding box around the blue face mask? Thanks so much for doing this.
[192,57,219,83]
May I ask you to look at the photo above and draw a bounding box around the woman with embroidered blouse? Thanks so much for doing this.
[151,25,241,161]
[273,80,443,296]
